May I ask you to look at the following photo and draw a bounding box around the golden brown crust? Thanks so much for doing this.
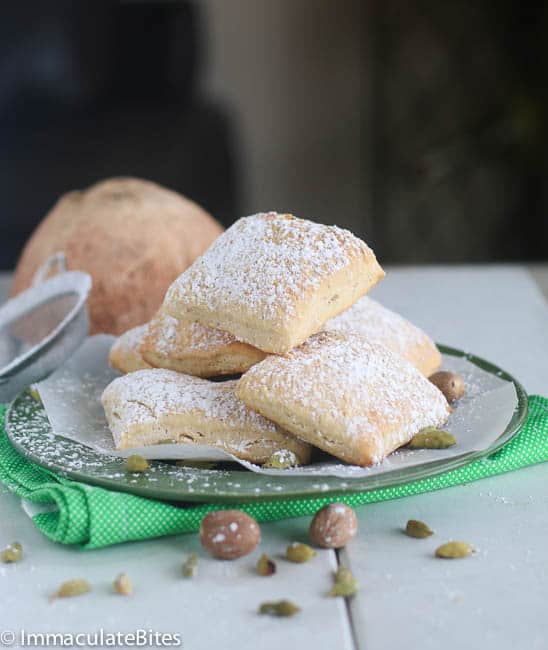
[11,177,223,335]
[139,311,267,378]
[236,331,450,467]
[163,213,385,354]
[108,325,152,374]
[323,297,441,376]
[101,369,311,464]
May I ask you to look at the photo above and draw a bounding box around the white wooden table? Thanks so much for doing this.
[1,266,547,650]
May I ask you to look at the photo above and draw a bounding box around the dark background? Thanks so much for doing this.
[1,0,546,269]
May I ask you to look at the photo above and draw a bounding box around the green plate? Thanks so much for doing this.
[5,345,528,503]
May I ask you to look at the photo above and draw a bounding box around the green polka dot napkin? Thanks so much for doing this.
[0,396,547,549]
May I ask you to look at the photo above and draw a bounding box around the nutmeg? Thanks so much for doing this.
[200,510,260,560]
[429,371,465,403]
[309,502,358,549]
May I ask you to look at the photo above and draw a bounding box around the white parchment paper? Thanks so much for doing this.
[36,335,518,479]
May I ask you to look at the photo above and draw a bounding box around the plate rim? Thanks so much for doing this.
[4,344,529,503]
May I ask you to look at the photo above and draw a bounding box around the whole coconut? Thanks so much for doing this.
[11,177,223,334]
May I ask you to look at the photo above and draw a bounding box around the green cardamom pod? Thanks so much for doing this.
[405,519,434,538]
[435,541,475,559]
[182,552,199,578]
[257,553,276,576]
[113,573,133,595]
[1,542,22,563]
[125,454,150,473]
[328,567,358,597]
[263,450,299,469]
[408,427,456,449]
[286,542,316,563]
[52,578,91,600]
[259,600,300,617]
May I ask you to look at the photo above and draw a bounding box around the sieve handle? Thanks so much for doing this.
[32,252,67,286]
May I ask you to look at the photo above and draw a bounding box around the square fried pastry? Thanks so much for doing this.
[236,331,450,466]
[109,324,151,373]
[323,296,441,376]
[101,369,311,465]
[163,212,385,354]
[139,311,267,378]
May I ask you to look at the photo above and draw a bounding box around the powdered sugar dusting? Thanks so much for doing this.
[325,297,424,354]
[113,324,147,354]
[323,296,438,371]
[101,368,309,461]
[103,370,279,432]
[164,212,380,322]
[238,331,450,464]
[109,324,151,372]
[16,335,518,492]
[144,311,237,355]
